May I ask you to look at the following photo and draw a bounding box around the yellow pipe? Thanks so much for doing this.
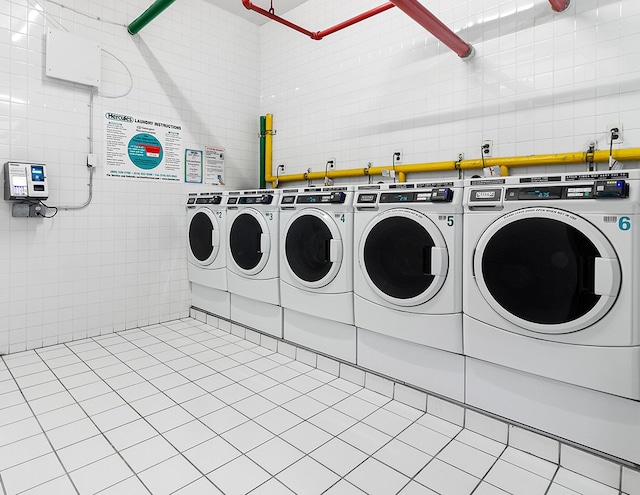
[266,147,640,185]
[264,114,276,188]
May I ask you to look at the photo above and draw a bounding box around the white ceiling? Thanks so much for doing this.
[204,0,309,25]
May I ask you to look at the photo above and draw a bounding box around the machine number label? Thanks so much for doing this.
[619,216,631,231]
[266,213,274,221]
[340,214,345,223]
[439,215,455,226]
[217,212,223,219]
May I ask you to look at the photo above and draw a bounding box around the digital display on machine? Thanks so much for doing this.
[31,165,45,182]
[187,197,196,205]
[237,194,272,204]
[281,196,295,204]
[194,196,222,204]
[505,186,565,201]
[227,197,238,205]
[297,195,331,204]
[379,188,453,203]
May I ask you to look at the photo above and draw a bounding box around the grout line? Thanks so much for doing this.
[1,355,81,495]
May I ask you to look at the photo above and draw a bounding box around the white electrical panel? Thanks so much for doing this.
[46,27,101,87]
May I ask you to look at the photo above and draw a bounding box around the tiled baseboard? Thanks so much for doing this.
[191,306,640,493]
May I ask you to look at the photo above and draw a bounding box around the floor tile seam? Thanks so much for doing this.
[545,464,621,495]
[0,357,82,495]
[496,447,559,483]
[447,427,508,474]
[405,427,468,492]
[443,433,507,494]
[44,339,213,492]
[91,327,225,405]
[0,401,37,430]
[542,464,564,495]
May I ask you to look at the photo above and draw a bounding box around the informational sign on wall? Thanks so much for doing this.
[185,149,203,184]
[205,146,225,186]
[104,112,183,182]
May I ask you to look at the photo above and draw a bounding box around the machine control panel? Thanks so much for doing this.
[229,194,273,205]
[293,192,347,204]
[357,188,454,204]
[503,181,629,201]
[594,180,629,198]
[194,196,222,205]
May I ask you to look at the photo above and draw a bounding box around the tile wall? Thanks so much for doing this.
[3,0,640,352]
[259,0,640,182]
[1,0,261,354]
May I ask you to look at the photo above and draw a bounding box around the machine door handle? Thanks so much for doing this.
[212,230,219,248]
[327,239,342,263]
[424,246,446,276]
[593,257,618,296]
[259,233,270,255]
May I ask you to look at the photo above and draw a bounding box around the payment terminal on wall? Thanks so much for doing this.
[3,162,49,200]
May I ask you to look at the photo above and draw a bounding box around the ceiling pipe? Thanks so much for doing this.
[315,3,395,40]
[128,0,176,35]
[242,0,395,40]
[549,0,570,12]
[389,0,473,58]
[549,0,571,12]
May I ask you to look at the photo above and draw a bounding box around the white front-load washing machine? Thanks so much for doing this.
[186,191,229,318]
[353,181,465,401]
[225,189,282,337]
[463,170,640,464]
[279,185,356,363]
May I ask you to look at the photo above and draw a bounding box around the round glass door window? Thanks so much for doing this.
[285,210,342,288]
[229,212,265,271]
[189,210,220,265]
[474,208,621,333]
[360,209,448,307]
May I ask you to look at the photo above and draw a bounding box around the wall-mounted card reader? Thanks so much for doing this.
[4,162,49,200]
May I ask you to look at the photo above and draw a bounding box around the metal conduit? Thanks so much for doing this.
[128,0,177,35]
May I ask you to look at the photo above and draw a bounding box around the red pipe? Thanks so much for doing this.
[315,3,395,40]
[549,0,570,12]
[389,0,472,58]
[242,0,394,40]
[242,0,315,38]
[242,0,473,58]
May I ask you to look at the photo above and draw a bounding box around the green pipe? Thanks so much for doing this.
[259,116,266,189]
[128,0,177,35]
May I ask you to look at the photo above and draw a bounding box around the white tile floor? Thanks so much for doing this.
[0,318,633,495]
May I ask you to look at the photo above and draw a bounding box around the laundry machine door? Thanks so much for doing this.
[474,207,621,334]
[188,208,222,266]
[229,208,271,275]
[284,209,343,289]
[359,209,449,307]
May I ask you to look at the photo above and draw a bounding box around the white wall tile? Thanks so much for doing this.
[560,444,621,489]
[258,0,639,184]
[508,425,559,464]
[2,0,260,353]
